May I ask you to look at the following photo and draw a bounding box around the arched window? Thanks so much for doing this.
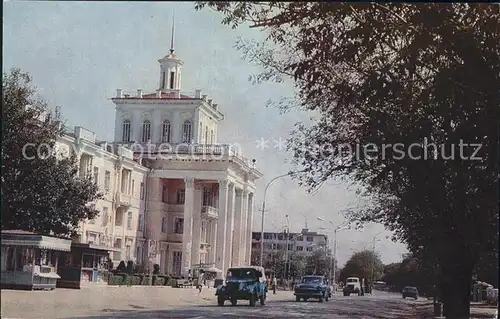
[205,126,209,144]
[122,120,131,142]
[182,120,192,143]
[141,120,151,143]
[162,120,171,143]
[210,130,214,144]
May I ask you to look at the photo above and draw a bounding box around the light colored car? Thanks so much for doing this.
[343,277,361,296]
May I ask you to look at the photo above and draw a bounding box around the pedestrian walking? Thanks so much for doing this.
[197,270,204,293]
[272,276,277,295]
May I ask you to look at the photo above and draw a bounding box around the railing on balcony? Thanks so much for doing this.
[201,206,218,219]
[115,142,257,169]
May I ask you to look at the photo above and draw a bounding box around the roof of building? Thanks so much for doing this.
[122,92,199,100]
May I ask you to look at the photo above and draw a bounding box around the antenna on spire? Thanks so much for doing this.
[169,12,175,55]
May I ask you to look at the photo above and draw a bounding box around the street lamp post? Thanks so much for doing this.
[371,232,383,283]
[259,171,303,267]
[318,218,350,286]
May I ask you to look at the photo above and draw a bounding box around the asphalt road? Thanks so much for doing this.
[70,291,423,319]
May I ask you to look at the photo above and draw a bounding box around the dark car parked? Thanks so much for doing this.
[294,275,331,302]
[402,286,419,299]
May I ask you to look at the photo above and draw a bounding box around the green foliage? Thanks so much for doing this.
[116,261,126,272]
[339,250,384,283]
[197,3,499,317]
[2,68,103,237]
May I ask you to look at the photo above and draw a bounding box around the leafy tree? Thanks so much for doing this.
[196,3,499,317]
[339,250,384,283]
[305,248,335,277]
[2,68,103,237]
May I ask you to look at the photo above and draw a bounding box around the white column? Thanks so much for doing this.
[151,109,161,143]
[231,189,243,266]
[246,193,254,264]
[240,190,249,264]
[224,184,235,270]
[216,180,228,277]
[191,182,203,267]
[133,110,141,142]
[210,220,217,264]
[182,177,195,275]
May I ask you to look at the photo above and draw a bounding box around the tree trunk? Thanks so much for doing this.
[440,260,473,318]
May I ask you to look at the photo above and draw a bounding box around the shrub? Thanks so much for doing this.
[141,275,151,285]
[108,273,126,285]
[116,261,126,273]
[131,275,142,285]
[126,260,134,274]
[153,264,160,274]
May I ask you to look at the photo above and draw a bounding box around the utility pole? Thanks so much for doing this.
[332,229,337,284]
[284,215,289,282]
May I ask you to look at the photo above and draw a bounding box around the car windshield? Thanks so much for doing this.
[404,287,417,292]
[302,277,322,284]
[226,268,259,280]
[347,279,358,283]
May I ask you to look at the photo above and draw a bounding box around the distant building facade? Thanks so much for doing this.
[250,228,328,265]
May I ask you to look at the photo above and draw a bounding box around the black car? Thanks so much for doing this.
[294,275,331,302]
[402,286,419,299]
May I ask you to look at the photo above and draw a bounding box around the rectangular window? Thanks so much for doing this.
[104,171,111,191]
[176,189,185,204]
[161,72,166,89]
[288,244,293,250]
[172,251,182,275]
[278,234,284,240]
[162,185,168,203]
[174,218,184,234]
[140,182,145,199]
[169,71,175,89]
[131,179,135,196]
[127,212,133,230]
[138,213,144,232]
[93,167,99,184]
[296,246,304,251]
[306,246,313,251]
[102,207,108,227]
[307,236,314,242]
[88,204,96,224]
[263,233,272,240]
[161,216,167,233]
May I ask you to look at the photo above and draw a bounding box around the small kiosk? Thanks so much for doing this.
[1,230,72,290]
[56,243,114,289]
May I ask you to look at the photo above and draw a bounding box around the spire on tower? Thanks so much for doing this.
[169,12,175,55]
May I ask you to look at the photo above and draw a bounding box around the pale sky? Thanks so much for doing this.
[3,1,408,265]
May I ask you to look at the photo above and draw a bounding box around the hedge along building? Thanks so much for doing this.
[111,21,262,277]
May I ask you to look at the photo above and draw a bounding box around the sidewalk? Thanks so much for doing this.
[1,285,295,319]
[414,301,498,318]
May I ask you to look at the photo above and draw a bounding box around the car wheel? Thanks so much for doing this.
[249,294,256,307]
[231,298,237,306]
[296,296,301,302]
[325,295,329,301]
[343,292,348,296]
[217,297,225,306]
[304,297,308,301]
[319,296,324,302]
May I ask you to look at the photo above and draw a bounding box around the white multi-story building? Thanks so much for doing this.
[56,126,148,264]
[110,36,262,276]
[251,228,328,264]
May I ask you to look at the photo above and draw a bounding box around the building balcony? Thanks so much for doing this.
[201,206,218,220]
[116,142,257,169]
[116,192,131,208]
